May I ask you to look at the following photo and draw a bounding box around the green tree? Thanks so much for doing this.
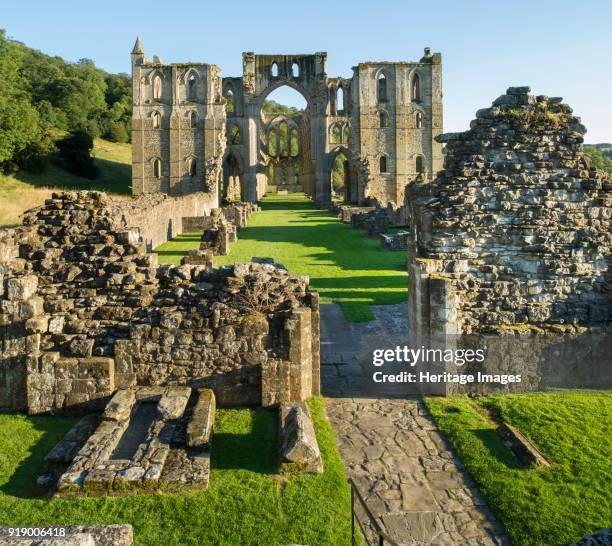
[0,30,41,170]
[56,129,98,179]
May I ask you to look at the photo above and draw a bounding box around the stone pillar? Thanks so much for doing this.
[286,308,313,401]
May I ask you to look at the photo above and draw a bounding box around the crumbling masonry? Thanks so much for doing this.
[0,192,320,415]
[406,87,612,391]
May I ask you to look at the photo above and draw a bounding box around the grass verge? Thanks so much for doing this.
[0,139,131,227]
[0,397,352,546]
[154,193,407,321]
[424,392,612,546]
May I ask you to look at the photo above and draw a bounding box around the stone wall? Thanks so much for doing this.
[0,191,320,413]
[0,228,39,411]
[110,191,217,250]
[406,88,611,387]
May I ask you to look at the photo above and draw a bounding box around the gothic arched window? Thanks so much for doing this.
[188,158,196,177]
[153,75,162,99]
[189,111,197,129]
[415,111,423,128]
[188,73,197,100]
[380,155,387,173]
[416,155,424,173]
[412,73,421,102]
[152,111,161,129]
[153,158,162,178]
[377,73,387,103]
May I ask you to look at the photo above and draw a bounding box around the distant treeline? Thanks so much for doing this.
[0,29,131,174]
[584,145,612,173]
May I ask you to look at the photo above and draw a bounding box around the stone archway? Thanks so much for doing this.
[221,152,243,204]
[230,53,331,204]
[329,146,358,204]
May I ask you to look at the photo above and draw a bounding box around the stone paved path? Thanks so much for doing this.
[321,302,510,545]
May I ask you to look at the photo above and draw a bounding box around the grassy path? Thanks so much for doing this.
[155,193,407,321]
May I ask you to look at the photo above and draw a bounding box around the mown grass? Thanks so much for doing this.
[425,392,612,546]
[0,397,352,546]
[0,139,131,227]
[155,193,407,321]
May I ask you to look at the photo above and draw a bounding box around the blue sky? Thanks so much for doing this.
[3,0,611,141]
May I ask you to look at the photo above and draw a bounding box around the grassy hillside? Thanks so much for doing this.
[0,139,131,227]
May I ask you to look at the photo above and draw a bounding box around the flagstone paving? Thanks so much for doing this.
[321,302,511,545]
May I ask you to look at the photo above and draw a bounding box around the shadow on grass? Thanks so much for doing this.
[0,414,76,499]
[211,408,278,474]
[13,157,131,195]
[472,428,522,470]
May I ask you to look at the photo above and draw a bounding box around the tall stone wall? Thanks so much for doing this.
[0,192,320,413]
[407,87,611,338]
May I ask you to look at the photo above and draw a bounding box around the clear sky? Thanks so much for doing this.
[3,0,611,142]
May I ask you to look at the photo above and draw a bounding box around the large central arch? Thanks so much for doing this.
[222,52,334,204]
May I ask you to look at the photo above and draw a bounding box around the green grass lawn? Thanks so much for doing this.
[0,397,352,546]
[155,193,407,321]
[425,392,612,546]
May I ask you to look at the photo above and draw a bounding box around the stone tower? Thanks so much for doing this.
[350,49,443,205]
[130,38,226,198]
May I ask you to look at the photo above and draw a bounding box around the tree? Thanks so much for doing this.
[0,30,42,170]
[56,129,98,179]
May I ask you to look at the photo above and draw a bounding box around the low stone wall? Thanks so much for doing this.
[110,192,217,251]
[1,191,320,413]
[380,231,409,251]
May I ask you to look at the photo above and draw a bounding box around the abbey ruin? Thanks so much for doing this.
[130,39,443,206]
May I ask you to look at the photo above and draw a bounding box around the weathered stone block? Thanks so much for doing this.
[6,275,38,301]
[279,402,323,473]
[102,390,136,422]
[186,388,215,448]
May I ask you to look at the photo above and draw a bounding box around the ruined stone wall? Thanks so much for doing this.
[111,191,217,250]
[0,192,319,413]
[0,228,39,410]
[407,87,611,338]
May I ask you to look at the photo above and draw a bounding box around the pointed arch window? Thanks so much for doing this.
[416,155,424,173]
[152,111,161,129]
[342,123,350,144]
[292,62,299,78]
[268,129,277,157]
[189,111,197,129]
[153,158,162,178]
[225,88,235,114]
[415,111,423,128]
[337,86,344,113]
[379,155,387,173]
[332,124,342,144]
[188,158,197,177]
[230,125,241,145]
[279,121,288,156]
[290,128,299,157]
[412,73,421,102]
[271,62,278,78]
[188,73,197,100]
[153,75,162,99]
[377,73,387,103]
